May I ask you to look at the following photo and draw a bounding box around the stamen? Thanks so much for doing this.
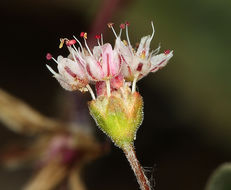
[164,49,170,55]
[73,35,84,53]
[125,21,133,55]
[70,44,85,63]
[132,74,139,93]
[101,33,104,45]
[46,53,52,60]
[154,43,161,54]
[71,51,80,66]
[97,39,101,47]
[51,57,59,64]
[119,23,125,37]
[107,22,118,38]
[46,65,58,76]
[123,40,128,46]
[95,35,101,39]
[59,39,65,48]
[84,40,93,56]
[150,21,155,41]
[95,34,102,47]
[140,50,146,59]
[80,32,85,38]
[46,53,59,64]
[66,39,77,46]
[80,32,87,39]
[80,32,93,56]
[106,80,111,97]
[86,84,96,100]
[120,23,125,29]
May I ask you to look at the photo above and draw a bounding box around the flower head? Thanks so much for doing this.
[46,21,173,97]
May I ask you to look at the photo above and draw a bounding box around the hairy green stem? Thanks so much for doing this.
[123,145,151,190]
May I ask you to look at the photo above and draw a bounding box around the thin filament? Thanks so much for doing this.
[84,39,93,56]
[132,75,138,93]
[51,57,59,64]
[101,33,104,45]
[73,35,84,53]
[149,21,155,41]
[106,80,111,97]
[111,26,118,38]
[86,84,96,100]
[46,65,58,76]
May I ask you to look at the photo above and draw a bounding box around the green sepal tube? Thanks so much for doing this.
[88,91,143,149]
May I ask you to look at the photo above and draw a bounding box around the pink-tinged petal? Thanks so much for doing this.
[130,56,141,72]
[54,75,73,91]
[112,51,121,75]
[64,66,77,78]
[136,22,154,58]
[58,58,86,80]
[100,43,121,78]
[121,63,132,81]
[138,59,151,76]
[101,43,113,78]
[57,55,64,62]
[121,55,141,81]
[85,56,104,81]
[150,51,173,72]
[150,67,159,73]
[51,58,89,90]
[67,47,85,67]
[93,46,102,61]
[136,35,152,58]
[115,38,132,64]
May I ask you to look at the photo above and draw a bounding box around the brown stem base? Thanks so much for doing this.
[123,145,151,190]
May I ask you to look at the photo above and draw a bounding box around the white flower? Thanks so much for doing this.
[115,22,173,82]
[46,54,89,91]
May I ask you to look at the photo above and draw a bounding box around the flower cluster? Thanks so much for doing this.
[46,22,173,98]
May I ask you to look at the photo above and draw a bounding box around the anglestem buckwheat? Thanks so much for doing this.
[46,21,173,190]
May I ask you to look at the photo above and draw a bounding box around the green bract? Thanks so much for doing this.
[88,90,143,148]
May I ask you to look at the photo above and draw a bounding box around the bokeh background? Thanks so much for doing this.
[0,0,231,189]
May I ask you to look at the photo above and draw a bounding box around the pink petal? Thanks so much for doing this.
[102,43,113,77]
[136,35,152,57]
[85,56,104,81]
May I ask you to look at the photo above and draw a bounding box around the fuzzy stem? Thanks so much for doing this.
[123,145,151,190]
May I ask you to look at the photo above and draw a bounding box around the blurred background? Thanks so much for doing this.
[0,0,231,189]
